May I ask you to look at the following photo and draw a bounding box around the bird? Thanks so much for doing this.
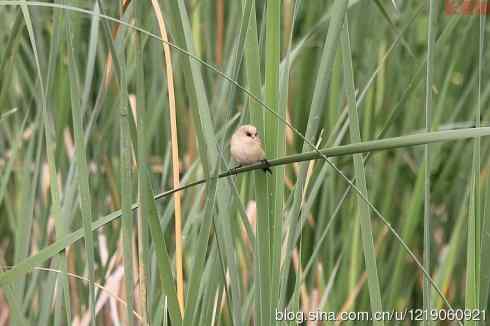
[230,124,272,174]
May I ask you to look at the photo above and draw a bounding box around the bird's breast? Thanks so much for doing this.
[231,141,264,165]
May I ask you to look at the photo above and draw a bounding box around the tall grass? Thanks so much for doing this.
[0,1,489,325]
[423,1,436,325]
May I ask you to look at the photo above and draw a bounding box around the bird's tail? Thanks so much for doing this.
[261,159,272,175]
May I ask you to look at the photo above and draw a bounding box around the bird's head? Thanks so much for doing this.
[237,124,262,144]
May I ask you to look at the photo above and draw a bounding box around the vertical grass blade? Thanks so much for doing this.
[10,116,41,322]
[341,18,384,325]
[183,176,218,326]
[466,9,485,326]
[423,1,436,323]
[119,31,136,326]
[481,177,490,309]
[134,2,149,323]
[142,168,182,325]
[65,13,96,325]
[262,1,282,325]
[479,14,489,313]
[45,2,72,321]
[476,3,486,310]
[242,2,270,325]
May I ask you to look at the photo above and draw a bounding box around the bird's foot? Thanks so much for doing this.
[230,164,242,174]
[261,159,272,174]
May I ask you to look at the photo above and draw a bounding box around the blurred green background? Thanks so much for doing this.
[0,0,489,325]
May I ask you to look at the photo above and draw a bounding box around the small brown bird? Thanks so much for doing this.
[230,124,272,174]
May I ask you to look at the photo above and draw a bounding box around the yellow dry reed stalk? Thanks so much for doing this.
[150,0,184,316]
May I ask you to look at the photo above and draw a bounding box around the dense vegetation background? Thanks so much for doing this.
[0,0,489,325]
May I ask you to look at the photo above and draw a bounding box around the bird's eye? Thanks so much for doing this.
[246,132,252,137]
